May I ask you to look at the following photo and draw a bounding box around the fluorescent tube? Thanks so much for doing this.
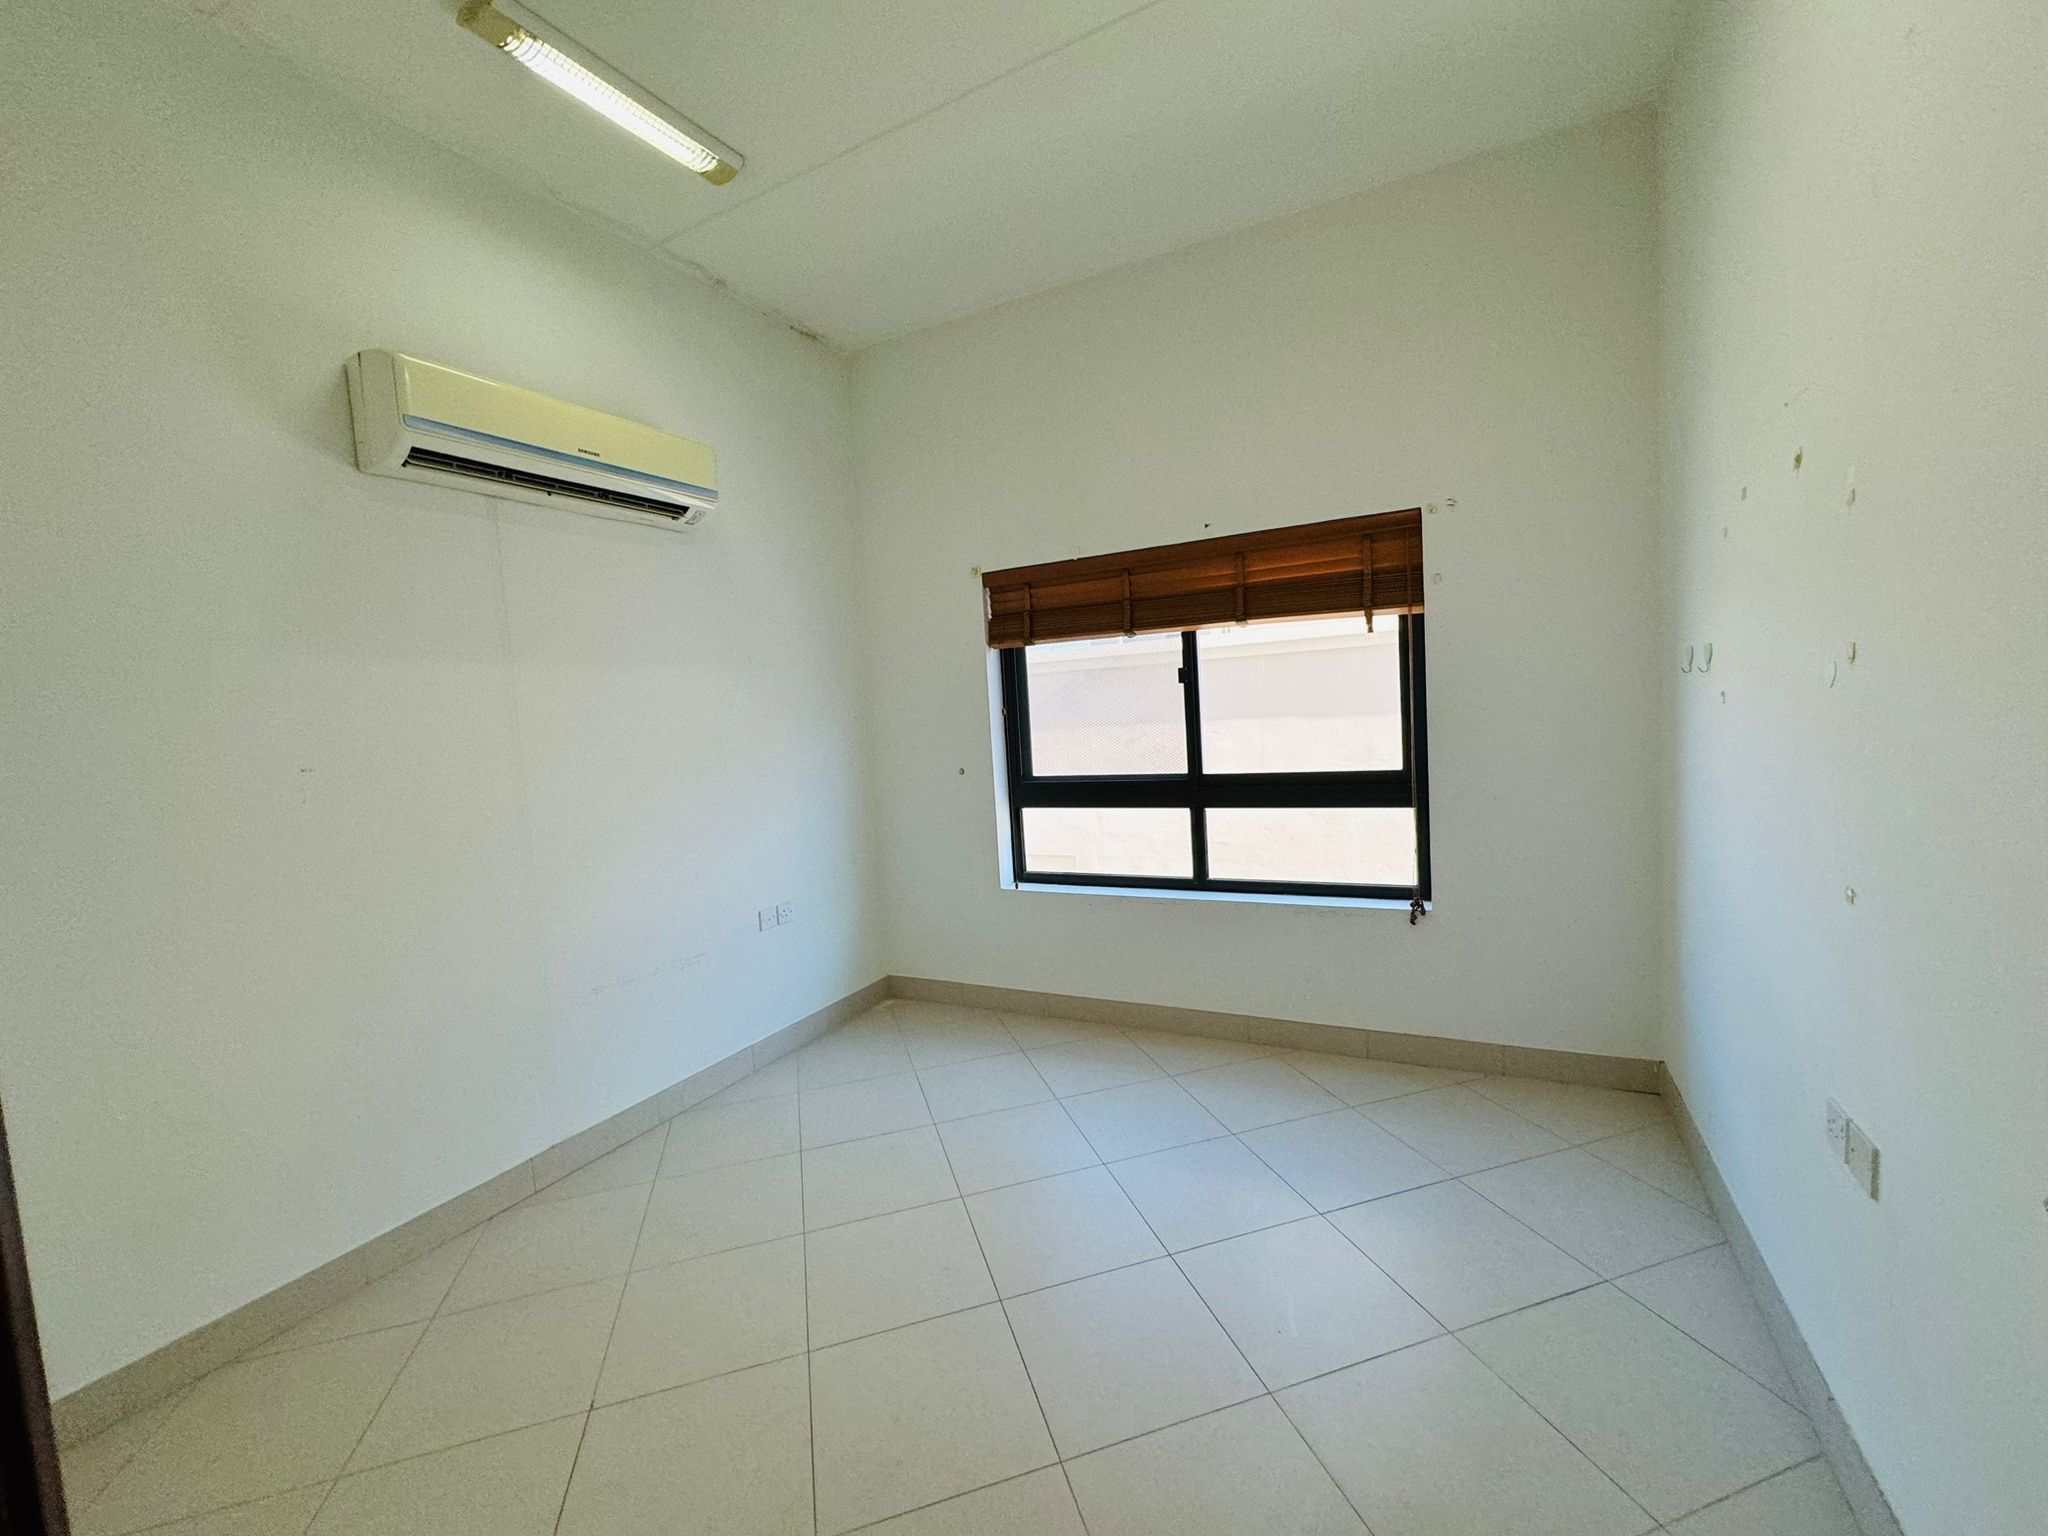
[457,1,742,184]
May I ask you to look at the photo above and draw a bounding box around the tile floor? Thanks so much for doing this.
[60,1000,1863,1535]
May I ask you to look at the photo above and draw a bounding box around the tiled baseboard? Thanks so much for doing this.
[1660,1066,1904,1536]
[887,975,1662,1093]
[49,976,889,1449]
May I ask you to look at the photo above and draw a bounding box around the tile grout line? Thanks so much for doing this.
[1452,1167,1723,1291]
[1110,1103,1399,1533]
[550,1117,672,1535]
[797,1055,820,1536]
[1661,1453,1830,1527]
[1094,1145,1269,1425]
[57,1381,198,1527]
[313,1217,495,1499]
[95,1472,341,1536]
[1443,1276,1826,1525]
[1593,1274,1823,1428]
[79,1009,1716,1535]
[903,1046,1076,1532]
[1439,1325,1663,1529]
[306,1310,439,1526]
[155,1096,1703,1378]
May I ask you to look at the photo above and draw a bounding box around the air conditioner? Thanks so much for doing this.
[344,350,717,528]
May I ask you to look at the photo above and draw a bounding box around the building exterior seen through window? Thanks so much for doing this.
[998,614,1428,900]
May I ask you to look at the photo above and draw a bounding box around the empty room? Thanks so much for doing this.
[2,0,2041,1533]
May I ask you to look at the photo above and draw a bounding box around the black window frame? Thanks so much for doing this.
[999,615,1431,902]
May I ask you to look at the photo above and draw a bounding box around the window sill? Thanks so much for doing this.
[1009,881,1430,913]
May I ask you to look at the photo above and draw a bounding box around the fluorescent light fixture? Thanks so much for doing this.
[457,0,742,184]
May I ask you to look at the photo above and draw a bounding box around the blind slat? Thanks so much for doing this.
[982,510,1423,648]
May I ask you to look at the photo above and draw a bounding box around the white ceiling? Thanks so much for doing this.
[215,0,1683,348]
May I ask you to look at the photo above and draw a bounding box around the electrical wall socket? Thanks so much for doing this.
[1825,1099,1851,1160]
[775,901,794,925]
[757,906,778,931]
[1845,1121,1881,1200]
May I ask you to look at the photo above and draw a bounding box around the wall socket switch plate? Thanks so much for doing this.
[775,901,794,924]
[1845,1121,1881,1199]
[1825,1099,1851,1160]
[758,906,778,931]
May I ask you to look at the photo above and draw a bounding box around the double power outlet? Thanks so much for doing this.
[756,900,795,932]
[1825,1098,1881,1200]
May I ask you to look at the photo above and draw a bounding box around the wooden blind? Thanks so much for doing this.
[982,509,1424,649]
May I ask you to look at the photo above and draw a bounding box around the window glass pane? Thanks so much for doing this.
[1021,807,1194,879]
[1196,616,1402,773]
[1024,633,1187,776]
[1205,807,1416,887]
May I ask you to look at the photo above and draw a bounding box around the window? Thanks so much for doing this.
[997,612,1430,900]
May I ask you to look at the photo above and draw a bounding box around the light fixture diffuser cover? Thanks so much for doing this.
[457,0,742,184]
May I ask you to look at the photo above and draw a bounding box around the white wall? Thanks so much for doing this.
[0,4,876,1394]
[853,109,1665,1058]
[1658,2,2047,1530]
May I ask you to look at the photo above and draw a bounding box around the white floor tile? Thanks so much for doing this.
[1177,1217,1440,1388]
[659,1095,800,1178]
[837,1004,904,1036]
[1460,1287,1818,1523]
[1360,1085,1568,1174]
[311,1415,583,1536]
[998,1012,1120,1050]
[139,1487,332,1536]
[1328,1179,1597,1329]
[801,1070,933,1148]
[1284,1052,1469,1104]
[850,1466,1085,1534]
[1004,1258,1262,1457]
[527,1127,668,1205]
[349,1280,619,1470]
[1060,1077,1229,1162]
[1066,1397,1366,1535]
[966,1165,1164,1297]
[804,1126,959,1228]
[707,1051,803,1104]
[1668,1459,1859,1535]
[1108,1137,1312,1251]
[918,1051,1053,1122]
[441,1185,647,1312]
[1585,1121,1713,1213]
[1463,1150,1722,1278]
[1122,1030,1273,1075]
[1613,1246,1798,1401]
[1025,1037,1165,1096]
[893,1006,1020,1069]
[636,1153,803,1268]
[59,1391,186,1513]
[937,1101,1098,1194]
[797,1029,916,1089]
[81,1328,421,1534]
[807,1200,996,1346]
[1239,1108,1447,1210]
[812,1305,1056,1534]
[1279,1335,1654,1536]
[559,1357,814,1536]
[1468,1077,1669,1144]
[77,1015,1849,1536]
[252,1232,479,1356]
[595,1235,807,1404]
[1175,1058,1345,1131]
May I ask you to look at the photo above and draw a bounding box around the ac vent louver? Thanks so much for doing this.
[346,352,717,530]
[401,447,695,520]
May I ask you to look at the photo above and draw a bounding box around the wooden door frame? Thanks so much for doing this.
[0,1099,69,1533]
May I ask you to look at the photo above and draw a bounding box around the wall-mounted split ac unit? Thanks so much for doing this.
[344,350,717,528]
